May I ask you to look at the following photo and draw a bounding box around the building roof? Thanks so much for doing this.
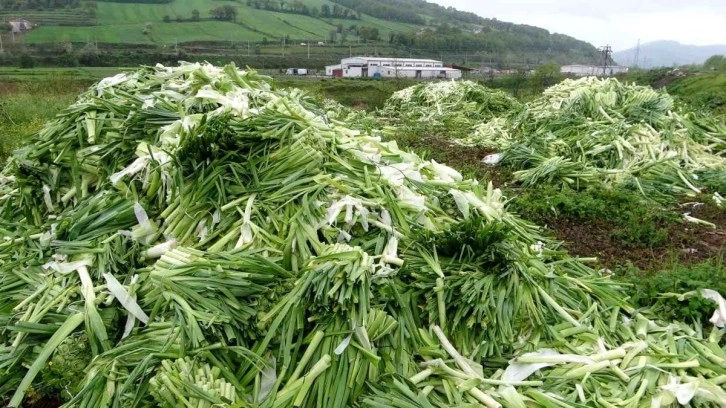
[343,56,442,64]
[382,66,460,72]
[562,64,624,69]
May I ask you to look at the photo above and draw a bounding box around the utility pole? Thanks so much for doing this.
[247,40,250,56]
[599,45,612,76]
[307,41,310,59]
[633,39,640,68]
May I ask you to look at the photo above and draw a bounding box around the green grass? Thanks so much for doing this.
[667,72,726,116]
[617,259,726,324]
[0,67,129,81]
[0,79,88,162]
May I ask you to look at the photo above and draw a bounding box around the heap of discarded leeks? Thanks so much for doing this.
[0,64,724,408]
[378,80,521,136]
[469,76,726,199]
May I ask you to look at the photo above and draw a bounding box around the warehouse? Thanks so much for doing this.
[325,57,462,79]
[561,64,629,77]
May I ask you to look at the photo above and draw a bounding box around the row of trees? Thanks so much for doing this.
[328,25,380,43]
[246,0,359,20]
[385,28,598,63]
[0,0,81,10]
[329,0,424,25]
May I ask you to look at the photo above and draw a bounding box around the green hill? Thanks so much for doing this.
[3,0,600,66]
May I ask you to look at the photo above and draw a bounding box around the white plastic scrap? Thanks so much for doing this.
[700,289,726,328]
[482,153,504,165]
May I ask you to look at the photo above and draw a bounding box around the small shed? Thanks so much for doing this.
[9,19,33,33]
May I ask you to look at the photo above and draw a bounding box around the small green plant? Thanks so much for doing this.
[617,260,726,324]
[510,185,677,248]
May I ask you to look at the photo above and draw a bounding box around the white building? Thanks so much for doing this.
[325,57,461,79]
[9,19,33,33]
[561,64,629,77]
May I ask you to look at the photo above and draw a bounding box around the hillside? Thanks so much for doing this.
[1,0,600,66]
[614,40,726,68]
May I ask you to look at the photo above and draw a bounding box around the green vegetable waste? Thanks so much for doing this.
[0,64,725,407]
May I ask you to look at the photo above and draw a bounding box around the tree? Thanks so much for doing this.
[262,36,268,45]
[191,9,200,21]
[358,26,379,42]
[704,55,726,71]
[163,15,171,23]
[19,53,35,68]
[320,4,330,17]
[328,30,337,44]
[0,22,11,33]
[210,5,237,21]
[532,63,561,90]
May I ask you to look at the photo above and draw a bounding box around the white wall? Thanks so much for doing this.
[343,66,363,78]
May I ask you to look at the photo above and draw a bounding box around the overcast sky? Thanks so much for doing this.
[431,0,726,50]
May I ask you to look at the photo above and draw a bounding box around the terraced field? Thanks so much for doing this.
[0,9,94,26]
[21,0,419,44]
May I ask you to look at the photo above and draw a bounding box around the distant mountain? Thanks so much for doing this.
[614,41,726,68]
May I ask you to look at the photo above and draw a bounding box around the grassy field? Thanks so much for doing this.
[21,0,418,45]
[626,70,726,117]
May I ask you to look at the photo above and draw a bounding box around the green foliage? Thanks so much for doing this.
[18,53,35,69]
[209,4,237,21]
[704,54,726,72]
[618,260,726,323]
[511,185,676,248]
